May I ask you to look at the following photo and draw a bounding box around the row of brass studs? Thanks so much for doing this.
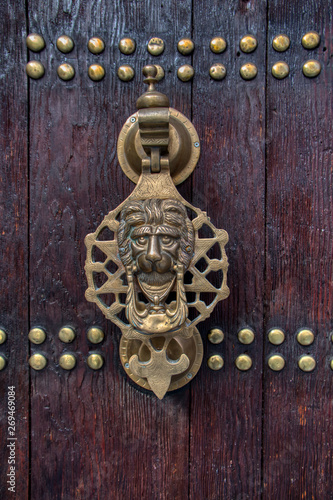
[207,327,316,347]
[28,352,104,371]
[28,326,105,344]
[26,32,322,55]
[25,60,322,82]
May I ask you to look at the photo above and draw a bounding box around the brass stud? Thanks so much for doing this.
[272,34,290,52]
[59,353,76,370]
[330,359,333,371]
[272,61,289,79]
[154,64,165,82]
[298,354,316,372]
[177,64,194,82]
[238,328,255,345]
[209,63,227,81]
[0,355,7,371]
[88,37,105,54]
[26,61,45,79]
[119,37,136,55]
[177,38,195,55]
[87,353,104,370]
[88,64,105,81]
[268,328,285,345]
[297,329,314,346]
[0,328,7,344]
[303,60,321,78]
[87,326,104,344]
[210,36,227,54]
[268,354,285,371]
[207,354,224,371]
[26,33,45,52]
[240,63,257,80]
[240,35,258,53]
[208,328,224,344]
[29,353,47,371]
[117,64,135,82]
[56,35,74,53]
[57,63,75,81]
[58,326,75,343]
[147,37,165,56]
[235,354,253,371]
[28,327,46,345]
[302,31,320,50]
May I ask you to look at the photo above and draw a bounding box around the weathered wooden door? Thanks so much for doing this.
[1,1,332,498]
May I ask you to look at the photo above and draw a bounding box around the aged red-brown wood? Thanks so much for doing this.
[0,0,29,498]
[28,1,192,499]
[264,1,333,498]
[190,1,267,498]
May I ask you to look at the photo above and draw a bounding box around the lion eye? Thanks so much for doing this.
[136,236,147,245]
[161,235,173,245]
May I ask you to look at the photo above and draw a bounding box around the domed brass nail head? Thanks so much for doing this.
[297,329,314,346]
[56,35,74,53]
[29,353,47,371]
[28,327,46,345]
[303,60,321,78]
[57,63,75,81]
[0,355,7,371]
[119,37,136,55]
[177,64,194,82]
[208,328,224,344]
[272,61,289,79]
[147,37,165,56]
[0,328,7,344]
[298,355,316,372]
[88,64,105,81]
[235,354,253,371]
[117,64,135,82]
[302,32,320,49]
[26,61,45,79]
[272,34,290,52]
[58,326,76,343]
[240,35,257,53]
[238,328,255,345]
[210,36,227,53]
[88,37,105,54]
[59,353,76,370]
[26,33,45,52]
[240,63,257,80]
[177,38,195,55]
[268,328,285,345]
[209,63,227,81]
[207,354,224,371]
[268,354,285,371]
[87,353,104,370]
[87,327,105,344]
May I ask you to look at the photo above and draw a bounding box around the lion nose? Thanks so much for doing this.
[146,235,162,263]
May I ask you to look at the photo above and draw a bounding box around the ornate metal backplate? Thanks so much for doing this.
[85,66,229,398]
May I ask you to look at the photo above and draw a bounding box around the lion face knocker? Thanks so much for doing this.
[118,199,194,335]
[85,65,229,398]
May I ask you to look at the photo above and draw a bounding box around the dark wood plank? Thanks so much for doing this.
[264,1,333,498]
[0,1,29,498]
[190,2,267,498]
[28,1,192,499]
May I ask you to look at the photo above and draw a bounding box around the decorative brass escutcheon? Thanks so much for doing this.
[85,65,229,398]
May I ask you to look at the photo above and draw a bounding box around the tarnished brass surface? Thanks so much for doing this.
[56,35,74,53]
[268,328,285,345]
[177,38,194,55]
[238,328,255,345]
[302,31,320,49]
[58,326,75,343]
[87,353,104,370]
[268,354,285,371]
[28,327,46,345]
[177,64,194,81]
[120,328,203,398]
[303,60,321,78]
[59,353,76,370]
[26,33,45,52]
[272,61,289,79]
[29,353,47,370]
[154,64,165,81]
[147,37,165,56]
[210,36,227,53]
[235,354,252,371]
[297,329,314,346]
[119,37,136,55]
[0,329,7,344]
[330,359,333,371]
[0,355,6,371]
[272,34,290,52]
[85,65,229,398]
[208,328,224,344]
[26,61,45,79]
[88,64,105,81]
[298,355,316,372]
[57,63,75,81]
[87,327,104,344]
[208,355,224,371]
[118,64,135,81]
[240,63,257,80]
[88,37,105,54]
[209,63,227,80]
[240,35,257,53]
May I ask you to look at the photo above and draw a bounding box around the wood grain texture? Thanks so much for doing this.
[264,2,333,498]
[190,1,267,498]
[0,0,29,498]
[28,1,192,499]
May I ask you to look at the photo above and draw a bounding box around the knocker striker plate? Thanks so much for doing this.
[84,65,229,399]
